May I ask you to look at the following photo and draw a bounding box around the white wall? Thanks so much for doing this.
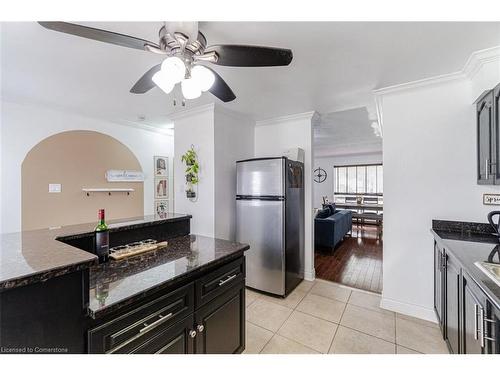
[0,100,174,234]
[214,107,254,240]
[254,113,315,280]
[379,54,500,321]
[173,105,216,237]
[173,104,255,239]
[313,152,383,208]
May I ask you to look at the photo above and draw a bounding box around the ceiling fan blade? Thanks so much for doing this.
[38,22,160,51]
[205,67,236,102]
[130,64,161,94]
[205,45,293,67]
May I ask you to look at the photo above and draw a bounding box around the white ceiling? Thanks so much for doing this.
[2,21,500,128]
[314,107,382,158]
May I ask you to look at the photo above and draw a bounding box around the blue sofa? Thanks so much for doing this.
[315,205,352,249]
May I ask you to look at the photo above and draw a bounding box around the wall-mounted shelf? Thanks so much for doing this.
[82,188,135,196]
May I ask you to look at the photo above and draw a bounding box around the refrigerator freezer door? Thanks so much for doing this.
[236,158,285,197]
[236,199,285,295]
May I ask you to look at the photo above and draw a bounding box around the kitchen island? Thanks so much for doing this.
[0,214,249,354]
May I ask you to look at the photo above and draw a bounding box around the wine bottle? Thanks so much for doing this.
[94,209,109,262]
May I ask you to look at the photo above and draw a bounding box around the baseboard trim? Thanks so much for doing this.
[304,268,316,281]
[380,297,438,323]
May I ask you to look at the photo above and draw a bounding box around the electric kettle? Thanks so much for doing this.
[487,211,500,236]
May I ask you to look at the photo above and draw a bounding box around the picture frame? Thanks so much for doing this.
[155,178,168,199]
[154,156,168,177]
[154,200,169,219]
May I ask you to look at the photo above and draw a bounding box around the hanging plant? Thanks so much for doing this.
[181,145,199,198]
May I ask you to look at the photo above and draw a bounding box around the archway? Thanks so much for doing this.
[22,130,144,230]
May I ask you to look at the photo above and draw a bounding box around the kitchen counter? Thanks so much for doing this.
[0,213,191,290]
[88,234,249,319]
[431,220,500,309]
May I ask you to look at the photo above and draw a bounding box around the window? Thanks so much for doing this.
[334,164,383,194]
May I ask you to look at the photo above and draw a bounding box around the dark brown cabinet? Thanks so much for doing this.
[476,83,500,185]
[195,282,245,354]
[434,242,444,332]
[88,255,246,354]
[444,251,460,353]
[131,315,195,354]
[433,239,499,354]
[462,273,486,354]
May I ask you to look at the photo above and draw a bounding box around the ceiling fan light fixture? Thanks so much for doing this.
[191,65,215,92]
[160,56,186,84]
[181,78,202,99]
[152,71,175,94]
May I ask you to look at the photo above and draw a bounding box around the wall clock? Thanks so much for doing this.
[314,167,327,183]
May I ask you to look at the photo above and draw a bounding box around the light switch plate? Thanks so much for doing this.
[48,183,62,193]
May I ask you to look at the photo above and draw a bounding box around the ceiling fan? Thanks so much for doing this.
[38,21,293,103]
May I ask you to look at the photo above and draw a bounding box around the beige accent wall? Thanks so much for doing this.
[22,130,144,231]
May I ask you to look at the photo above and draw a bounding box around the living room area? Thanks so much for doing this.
[313,107,383,293]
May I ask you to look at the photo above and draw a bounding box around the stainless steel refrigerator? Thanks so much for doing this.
[235,157,304,296]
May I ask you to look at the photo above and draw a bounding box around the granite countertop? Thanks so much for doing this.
[0,213,191,291]
[88,234,249,319]
[431,220,500,309]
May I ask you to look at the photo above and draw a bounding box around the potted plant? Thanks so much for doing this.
[181,146,199,198]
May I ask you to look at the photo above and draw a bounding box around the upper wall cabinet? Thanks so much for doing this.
[476,83,500,185]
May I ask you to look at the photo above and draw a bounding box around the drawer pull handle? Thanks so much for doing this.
[218,274,237,286]
[189,330,197,339]
[197,324,204,333]
[139,312,173,334]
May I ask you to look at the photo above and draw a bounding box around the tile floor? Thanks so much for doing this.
[244,279,449,354]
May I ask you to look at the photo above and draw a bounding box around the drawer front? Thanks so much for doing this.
[195,256,245,308]
[129,315,195,354]
[88,283,194,353]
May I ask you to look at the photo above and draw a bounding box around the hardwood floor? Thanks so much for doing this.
[314,224,383,294]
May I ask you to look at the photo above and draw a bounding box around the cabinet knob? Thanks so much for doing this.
[189,329,197,338]
[197,324,204,333]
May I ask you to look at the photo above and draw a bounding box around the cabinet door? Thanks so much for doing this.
[494,84,500,180]
[444,251,460,353]
[486,301,499,354]
[130,315,195,354]
[434,242,444,331]
[462,274,485,354]
[477,90,495,184]
[194,281,245,354]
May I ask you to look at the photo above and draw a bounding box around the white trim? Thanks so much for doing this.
[373,45,500,96]
[380,297,438,323]
[462,46,500,80]
[1,97,174,137]
[167,103,215,121]
[255,111,316,127]
[304,267,315,281]
[373,71,466,96]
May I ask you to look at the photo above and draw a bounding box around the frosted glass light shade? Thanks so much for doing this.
[191,65,215,92]
[152,71,175,94]
[181,78,201,99]
[161,56,186,84]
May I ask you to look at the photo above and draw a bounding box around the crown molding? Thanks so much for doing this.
[462,46,500,80]
[373,45,500,96]
[2,96,174,136]
[166,103,215,121]
[256,111,317,127]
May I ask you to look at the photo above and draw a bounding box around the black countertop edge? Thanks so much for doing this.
[0,260,97,291]
[88,249,247,320]
[57,215,193,241]
[432,219,496,235]
[431,228,500,310]
[0,214,191,292]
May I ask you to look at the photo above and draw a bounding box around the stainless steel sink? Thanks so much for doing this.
[475,261,500,287]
